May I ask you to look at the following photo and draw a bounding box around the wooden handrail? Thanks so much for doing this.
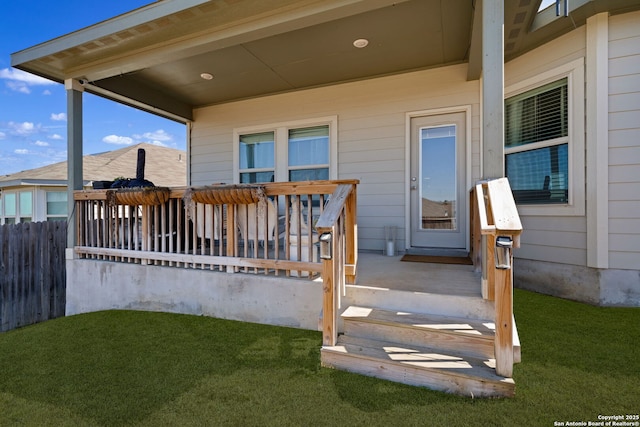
[316,183,358,346]
[73,179,359,347]
[73,180,360,201]
[73,180,357,274]
[472,178,522,378]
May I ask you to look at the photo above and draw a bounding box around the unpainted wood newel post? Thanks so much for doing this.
[321,226,337,346]
[494,255,514,377]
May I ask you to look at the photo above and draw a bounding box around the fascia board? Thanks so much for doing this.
[11,0,210,68]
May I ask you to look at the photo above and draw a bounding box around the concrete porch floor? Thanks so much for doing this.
[354,252,482,298]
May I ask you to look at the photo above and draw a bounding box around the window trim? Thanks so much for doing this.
[233,116,338,184]
[0,190,33,223]
[505,58,585,216]
[45,190,68,220]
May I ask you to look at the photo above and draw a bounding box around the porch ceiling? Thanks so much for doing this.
[11,0,640,121]
[98,0,473,110]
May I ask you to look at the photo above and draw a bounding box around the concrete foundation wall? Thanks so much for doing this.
[514,258,640,307]
[66,259,323,330]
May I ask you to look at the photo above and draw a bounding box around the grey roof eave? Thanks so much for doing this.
[10,0,210,72]
[0,179,71,189]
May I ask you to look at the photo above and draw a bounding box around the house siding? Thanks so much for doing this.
[191,63,480,253]
[504,26,587,267]
[511,11,639,306]
[608,10,640,270]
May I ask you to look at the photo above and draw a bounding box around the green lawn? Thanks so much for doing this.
[0,289,638,426]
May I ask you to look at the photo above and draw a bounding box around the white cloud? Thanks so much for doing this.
[51,113,67,121]
[7,81,32,94]
[43,90,52,95]
[8,121,40,136]
[0,131,5,139]
[14,149,29,154]
[139,129,173,142]
[149,141,168,147]
[101,129,177,148]
[130,129,173,147]
[50,133,63,140]
[103,134,134,145]
[35,140,50,147]
[0,68,55,94]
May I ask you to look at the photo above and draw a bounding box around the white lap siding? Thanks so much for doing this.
[504,26,587,266]
[608,11,640,270]
[190,64,480,252]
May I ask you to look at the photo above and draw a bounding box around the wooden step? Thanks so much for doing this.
[321,337,515,398]
[341,306,496,360]
[343,285,495,320]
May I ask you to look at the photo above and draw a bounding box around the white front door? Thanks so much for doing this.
[409,111,467,250]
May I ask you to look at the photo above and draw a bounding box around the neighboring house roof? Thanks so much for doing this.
[0,143,186,189]
[422,198,454,220]
[14,0,638,122]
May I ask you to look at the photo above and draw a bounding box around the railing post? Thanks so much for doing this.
[475,178,521,378]
[316,183,358,346]
[321,227,337,346]
[345,185,357,284]
[494,248,514,377]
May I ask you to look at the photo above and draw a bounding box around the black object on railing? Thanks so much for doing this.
[111,148,155,188]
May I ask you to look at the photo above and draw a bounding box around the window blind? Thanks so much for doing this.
[505,78,568,148]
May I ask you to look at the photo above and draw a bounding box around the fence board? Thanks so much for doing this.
[0,221,66,332]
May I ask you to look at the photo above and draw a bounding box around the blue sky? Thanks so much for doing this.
[539,0,557,11]
[0,1,186,176]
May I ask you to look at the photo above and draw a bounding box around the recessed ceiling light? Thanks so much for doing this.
[353,38,369,48]
[200,73,214,80]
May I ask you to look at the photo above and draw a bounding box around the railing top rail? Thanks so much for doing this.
[315,184,355,233]
[476,178,522,237]
[74,179,360,201]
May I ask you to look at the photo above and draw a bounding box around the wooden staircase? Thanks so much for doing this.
[321,305,517,398]
[317,178,523,398]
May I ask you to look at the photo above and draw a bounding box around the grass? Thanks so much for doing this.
[0,289,638,427]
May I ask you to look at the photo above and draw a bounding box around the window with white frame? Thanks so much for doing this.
[46,191,68,221]
[1,191,32,224]
[287,125,329,181]
[505,78,569,205]
[239,131,275,183]
[235,117,335,184]
[2,193,16,224]
[504,58,585,216]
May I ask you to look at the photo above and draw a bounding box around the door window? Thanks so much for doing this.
[420,125,457,231]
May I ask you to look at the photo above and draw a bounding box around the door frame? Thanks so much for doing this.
[405,105,472,252]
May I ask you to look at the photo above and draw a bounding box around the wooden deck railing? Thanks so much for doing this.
[471,178,522,377]
[315,183,358,346]
[73,180,358,281]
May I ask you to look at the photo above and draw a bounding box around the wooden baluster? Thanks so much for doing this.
[345,185,357,284]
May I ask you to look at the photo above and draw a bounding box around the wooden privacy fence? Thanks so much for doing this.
[0,221,67,332]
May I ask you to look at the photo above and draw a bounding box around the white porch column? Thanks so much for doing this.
[65,79,84,248]
[586,13,609,269]
[481,0,504,179]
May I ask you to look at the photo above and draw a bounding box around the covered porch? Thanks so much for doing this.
[68,178,522,397]
[12,0,531,398]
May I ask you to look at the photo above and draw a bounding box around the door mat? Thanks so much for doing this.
[400,254,473,265]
